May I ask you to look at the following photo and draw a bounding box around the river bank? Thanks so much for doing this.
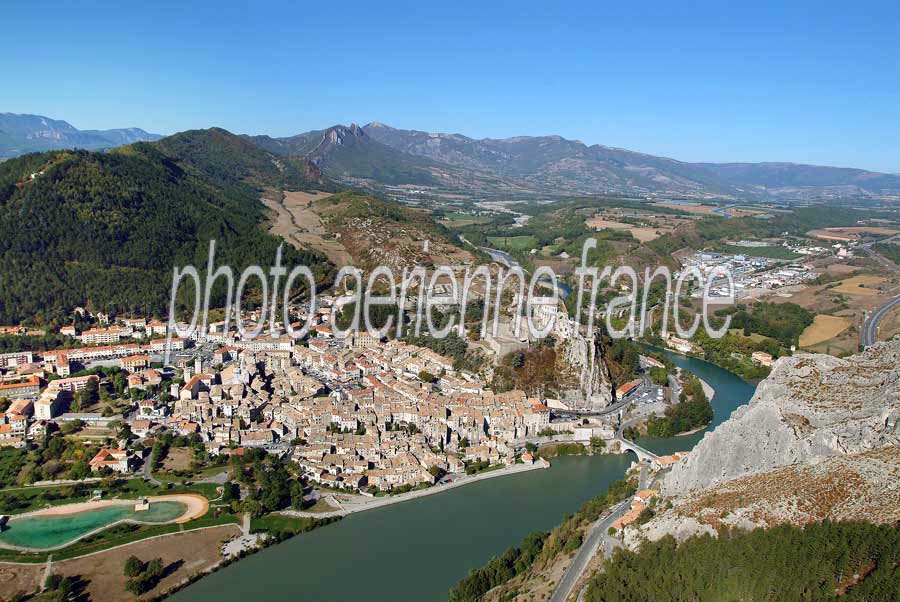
[673,423,709,437]
[620,369,716,439]
[279,459,550,519]
[167,352,757,602]
[633,349,757,456]
[696,375,715,400]
[658,342,773,384]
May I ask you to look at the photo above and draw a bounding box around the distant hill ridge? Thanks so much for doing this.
[359,122,900,200]
[3,112,899,199]
[0,112,162,157]
[246,123,449,187]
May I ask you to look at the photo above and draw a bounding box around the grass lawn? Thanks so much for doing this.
[250,514,333,536]
[305,498,339,513]
[721,245,801,260]
[465,463,506,476]
[727,328,778,344]
[108,478,221,501]
[0,485,95,514]
[488,235,539,252]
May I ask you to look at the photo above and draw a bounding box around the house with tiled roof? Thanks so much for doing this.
[121,354,150,371]
[89,448,133,473]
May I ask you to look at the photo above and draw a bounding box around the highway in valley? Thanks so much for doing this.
[861,241,900,348]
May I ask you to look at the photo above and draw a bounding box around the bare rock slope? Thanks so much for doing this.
[663,341,900,495]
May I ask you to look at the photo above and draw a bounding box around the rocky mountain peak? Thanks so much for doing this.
[322,123,368,146]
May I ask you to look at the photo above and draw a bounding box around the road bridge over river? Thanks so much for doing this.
[614,437,658,463]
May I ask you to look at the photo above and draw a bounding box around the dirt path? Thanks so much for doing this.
[262,190,354,267]
[42,555,52,590]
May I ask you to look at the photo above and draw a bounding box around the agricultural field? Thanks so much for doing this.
[799,314,852,348]
[769,280,888,316]
[263,190,353,267]
[727,329,778,345]
[652,202,719,215]
[439,212,491,227]
[764,261,899,358]
[487,235,540,252]
[808,226,900,242]
[585,215,662,242]
[802,324,860,357]
[721,207,765,217]
[833,275,888,296]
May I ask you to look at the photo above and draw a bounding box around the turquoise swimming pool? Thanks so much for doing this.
[0,501,187,550]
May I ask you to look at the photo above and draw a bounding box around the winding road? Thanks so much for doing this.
[549,464,649,602]
[860,241,900,348]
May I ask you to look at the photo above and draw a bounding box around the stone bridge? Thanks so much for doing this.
[615,437,658,463]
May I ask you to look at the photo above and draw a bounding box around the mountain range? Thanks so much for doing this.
[4,113,899,201]
[0,126,469,324]
[250,122,900,201]
[0,113,161,158]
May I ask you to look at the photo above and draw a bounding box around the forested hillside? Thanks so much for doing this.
[585,522,900,601]
[0,132,337,326]
[155,127,340,193]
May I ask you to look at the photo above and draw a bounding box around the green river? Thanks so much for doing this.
[172,352,756,602]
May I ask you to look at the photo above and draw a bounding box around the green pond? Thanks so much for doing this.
[0,501,187,550]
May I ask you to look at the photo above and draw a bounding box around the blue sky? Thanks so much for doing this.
[3,1,899,172]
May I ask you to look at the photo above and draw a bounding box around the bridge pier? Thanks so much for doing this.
[615,438,658,464]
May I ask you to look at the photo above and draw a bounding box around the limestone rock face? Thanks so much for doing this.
[663,341,900,495]
[560,332,613,410]
[625,515,716,550]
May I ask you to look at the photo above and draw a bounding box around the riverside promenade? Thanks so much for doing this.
[279,459,550,519]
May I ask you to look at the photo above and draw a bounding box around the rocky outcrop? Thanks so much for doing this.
[663,341,900,495]
[560,331,613,410]
[672,446,900,529]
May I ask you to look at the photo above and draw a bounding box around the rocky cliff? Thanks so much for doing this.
[560,331,614,411]
[663,341,900,495]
